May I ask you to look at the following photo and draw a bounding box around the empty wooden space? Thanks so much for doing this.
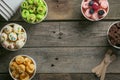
[0,0,120,80]
[0,47,120,73]
[0,73,120,80]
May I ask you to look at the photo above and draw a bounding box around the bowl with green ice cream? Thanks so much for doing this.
[20,0,48,24]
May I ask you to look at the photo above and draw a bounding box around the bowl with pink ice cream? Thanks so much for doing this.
[81,0,109,21]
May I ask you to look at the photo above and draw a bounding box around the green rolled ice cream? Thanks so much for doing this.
[27,0,34,5]
[38,0,44,5]
[34,0,39,6]
[36,14,43,20]
[21,0,47,23]
[28,5,36,13]
[37,5,46,14]
[22,10,29,18]
[35,14,43,22]
[21,1,28,9]
[27,14,36,23]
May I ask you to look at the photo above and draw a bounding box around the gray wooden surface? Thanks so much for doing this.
[0,47,120,73]
[0,0,120,79]
[0,73,120,80]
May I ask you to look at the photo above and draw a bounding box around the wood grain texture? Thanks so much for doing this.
[0,47,120,73]
[0,1,120,79]
[0,21,116,47]
[0,73,120,80]
[0,74,12,80]
[0,0,120,21]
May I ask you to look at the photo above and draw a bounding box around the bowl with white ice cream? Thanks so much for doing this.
[0,23,27,51]
[81,0,109,21]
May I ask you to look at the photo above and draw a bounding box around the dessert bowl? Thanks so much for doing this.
[107,22,120,49]
[9,55,36,80]
[20,0,48,24]
[0,23,27,51]
[81,0,109,21]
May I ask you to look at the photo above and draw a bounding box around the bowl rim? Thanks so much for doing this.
[20,0,48,24]
[107,21,120,49]
[0,23,27,51]
[81,0,109,21]
[9,55,37,80]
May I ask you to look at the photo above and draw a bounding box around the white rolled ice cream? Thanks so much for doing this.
[0,23,27,51]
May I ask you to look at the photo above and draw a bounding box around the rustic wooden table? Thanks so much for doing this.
[0,0,120,80]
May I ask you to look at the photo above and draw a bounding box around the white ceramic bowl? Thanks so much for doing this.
[107,22,120,49]
[20,0,48,24]
[81,0,109,21]
[0,23,27,51]
[9,55,37,80]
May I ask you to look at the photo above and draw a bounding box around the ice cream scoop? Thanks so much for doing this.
[16,40,24,49]
[18,33,26,41]
[4,25,13,34]
[1,33,8,42]
[92,12,99,20]
[20,72,29,80]
[9,32,17,41]
[85,9,92,18]
[13,24,22,33]
[100,0,108,9]
[2,41,9,48]
[8,42,15,49]
[82,2,89,9]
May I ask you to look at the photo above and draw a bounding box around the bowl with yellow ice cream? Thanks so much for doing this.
[9,55,36,80]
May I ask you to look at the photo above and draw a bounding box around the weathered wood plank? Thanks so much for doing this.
[0,73,120,80]
[0,47,120,73]
[0,21,115,47]
[38,73,120,80]
[0,0,120,21]
[0,74,12,80]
